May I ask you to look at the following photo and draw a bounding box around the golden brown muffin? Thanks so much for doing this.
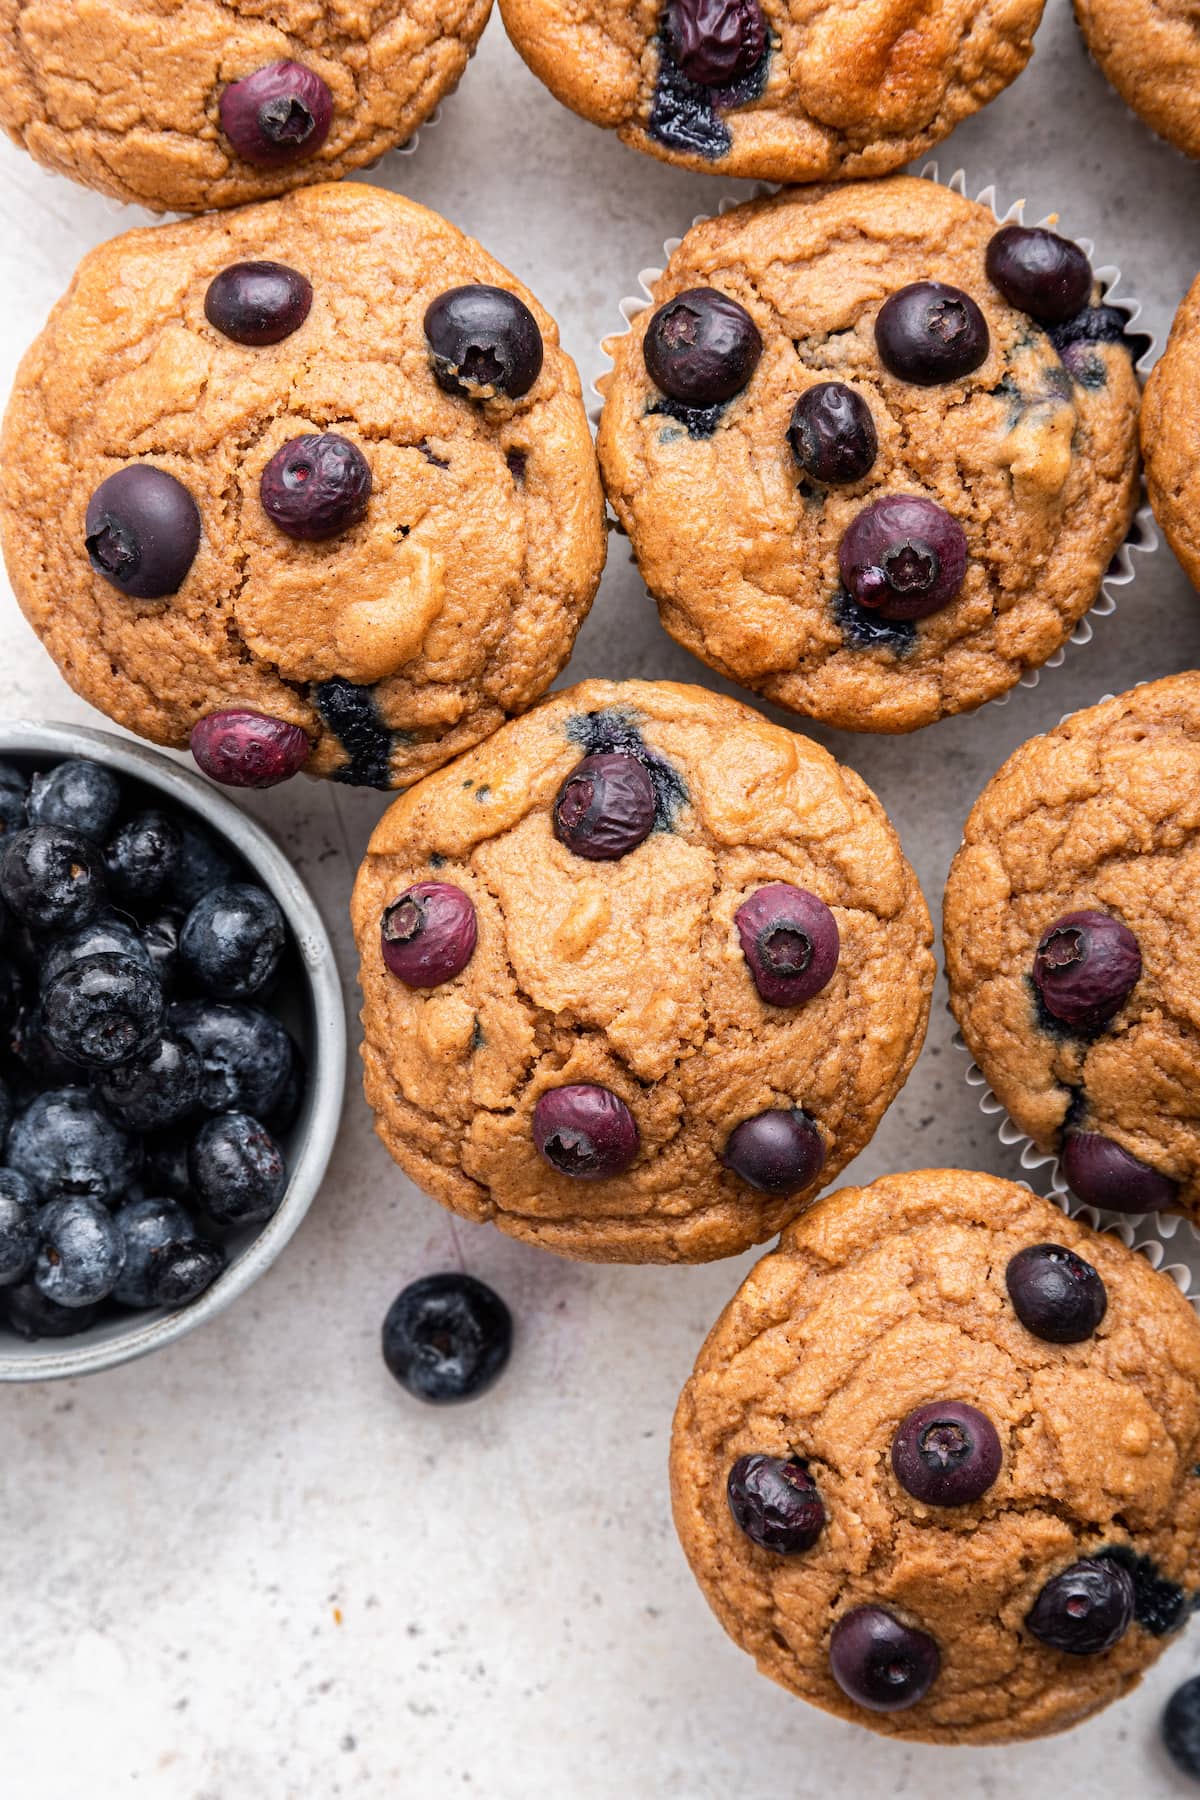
[1075,0,1200,160]
[1143,274,1200,591]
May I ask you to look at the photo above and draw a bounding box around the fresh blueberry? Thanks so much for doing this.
[190,710,310,788]
[1163,1675,1200,1780]
[788,383,877,485]
[204,262,313,345]
[94,1032,201,1133]
[104,810,181,904]
[727,1454,825,1552]
[1061,1131,1179,1214]
[533,1084,639,1179]
[1032,910,1141,1032]
[721,1108,824,1194]
[180,883,285,1000]
[140,909,184,994]
[153,1239,226,1306]
[27,759,121,842]
[190,1112,286,1225]
[643,288,762,407]
[829,1607,940,1712]
[875,281,990,385]
[553,753,657,860]
[382,1272,512,1404]
[0,825,107,933]
[986,225,1093,326]
[173,821,236,910]
[218,60,333,164]
[40,912,152,991]
[85,464,201,598]
[0,762,27,840]
[664,0,766,85]
[169,1001,293,1117]
[3,1278,99,1339]
[112,1196,194,1307]
[7,1087,139,1206]
[1005,1243,1107,1343]
[34,1194,125,1306]
[42,953,164,1069]
[1025,1557,1135,1655]
[260,433,371,540]
[0,1168,37,1284]
[381,882,477,987]
[735,885,839,1007]
[891,1400,1002,1506]
[839,495,967,620]
[425,285,544,401]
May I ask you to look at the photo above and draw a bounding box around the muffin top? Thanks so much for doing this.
[0,0,491,211]
[0,182,605,790]
[500,0,1044,182]
[945,674,1200,1222]
[597,177,1142,734]
[670,1168,1200,1744]
[1143,274,1200,593]
[1074,0,1200,160]
[351,678,933,1262]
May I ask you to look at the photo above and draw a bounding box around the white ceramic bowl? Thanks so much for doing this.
[0,720,346,1381]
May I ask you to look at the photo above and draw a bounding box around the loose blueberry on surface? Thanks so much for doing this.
[1162,1675,1200,1781]
[891,1400,1002,1506]
[0,762,27,839]
[788,383,878,485]
[0,826,107,933]
[424,286,544,400]
[180,883,286,1000]
[1032,910,1141,1032]
[140,910,184,995]
[7,1088,139,1207]
[169,1001,293,1117]
[40,913,152,991]
[173,821,235,910]
[381,1272,512,1404]
[1005,1242,1108,1343]
[643,288,763,407]
[1061,1131,1179,1214]
[985,225,1093,325]
[734,884,839,1007]
[34,1194,125,1307]
[204,261,313,346]
[533,1084,639,1179]
[27,759,121,842]
[381,882,477,988]
[42,953,164,1070]
[553,753,657,861]
[189,1112,287,1225]
[105,810,181,904]
[1025,1557,1135,1655]
[112,1196,194,1307]
[190,710,310,788]
[0,1168,37,1285]
[95,1033,202,1134]
[152,1239,226,1307]
[664,0,766,86]
[2,1278,99,1339]
[218,60,333,165]
[721,1108,824,1195]
[260,432,372,540]
[875,281,990,385]
[85,465,201,599]
[727,1454,825,1553]
[829,1607,940,1712]
[838,494,967,621]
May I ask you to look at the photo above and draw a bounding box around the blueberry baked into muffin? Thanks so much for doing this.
[0,0,492,211]
[671,1169,1200,1743]
[1075,0,1200,160]
[945,674,1200,1221]
[500,0,1044,182]
[0,183,605,791]
[598,177,1144,734]
[351,679,933,1263]
[1143,275,1200,592]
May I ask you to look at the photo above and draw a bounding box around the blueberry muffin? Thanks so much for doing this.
[500,0,1044,182]
[350,679,933,1263]
[1075,0,1200,160]
[0,183,605,791]
[945,675,1200,1221]
[671,1168,1200,1744]
[1143,276,1200,591]
[0,0,491,212]
[597,178,1144,734]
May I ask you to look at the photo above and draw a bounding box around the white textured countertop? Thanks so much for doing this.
[2,4,1199,1793]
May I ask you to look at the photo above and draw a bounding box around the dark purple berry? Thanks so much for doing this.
[0,1168,37,1285]
[986,225,1093,326]
[788,383,877,484]
[173,822,235,909]
[875,281,990,385]
[533,1084,639,1179]
[664,0,766,86]
[151,1239,226,1307]
[3,1278,99,1339]
[112,1196,194,1308]
[734,884,839,1007]
[85,465,200,598]
[891,1400,1002,1506]
[260,432,371,540]
[105,810,181,904]
[27,759,120,842]
[721,1108,824,1194]
[218,60,333,166]
[1005,1242,1107,1343]
[0,825,106,934]
[839,494,967,621]
[6,1087,139,1207]
[95,1032,201,1133]
[1062,1131,1178,1214]
[42,952,164,1070]
[1162,1675,1200,1780]
[553,753,656,861]
[169,1001,293,1117]
[829,1607,940,1712]
[39,914,150,992]
[189,1112,287,1225]
[1026,1558,1134,1655]
[35,1194,125,1307]
[643,288,762,407]
[727,1454,825,1553]
[381,882,477,987]
[382,1272,512,1404]
[204,261,313,346]
[180,883,285,1001]
[141,910,184,995]
[1032,910,1141,1031]
[191,710,310,787]
[424,286,544,401]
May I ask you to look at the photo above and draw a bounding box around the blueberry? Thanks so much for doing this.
[734,885,839,1007]
[838,494,967,621]
[1005,1243,1107,1344]
[875,281,990,385]
[1061,1131,1178,1214]
[204,262,313,346]
[721,1108,824,1194]
[986,226,1093,326]
[152,1239,226,1307]
[190,710,310,788]
[0,1168,37,1284]
[664,0,766,84]
[104,809,181,904]
[1163,1675,1200,1780]
[1025,1557,1134,1655]
[173,822,236,910]
[424,285,544,401]
[727,1454,825,1553]
[34,1194,125,1307]
[1032,910,1141,1032]
[95,1032,201,1133]
[643,288,762,407]
[112,1196,194,1307]
[0,825,106,933]
[27,759,121,842]
[140,909,184,994]
[42,953,164,1069]
[533,1084,639,1179]
[85,464,201,598]
[142,1133,195,1202]
[0,762,27,840]
[7,1087,139,1206]
[788,383,878,485]
[180,883,286,1000]
[380,882,477,988]
[40,912,152,990]
[260,433,371,540]
[168,1001,293,1117]
[553,753,656,860]
[2,1278,99,1339]
[190,1112,286,1225]
[829,1607,940,1712]
[6,1003,84,1089]
[218,60,333,165]
[891,1400,1002,1506]
[382,1272,512,1404]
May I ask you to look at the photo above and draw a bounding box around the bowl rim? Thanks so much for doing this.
[0,718,347,1382]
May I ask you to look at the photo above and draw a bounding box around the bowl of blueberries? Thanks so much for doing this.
[0,719,345,1380]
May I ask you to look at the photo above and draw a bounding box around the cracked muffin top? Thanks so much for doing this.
[0,0,492,211]
[945,674,1200,1223]
[597,178,1143,734]
[499,0,1044,182]
[1074,0,1200,160]
[670,1168,1200,1744]
[0,182,605,791]
[1143,275,1200,594]
[350,678,933,1263]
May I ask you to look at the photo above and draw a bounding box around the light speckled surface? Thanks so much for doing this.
[1,3,1199,1793]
